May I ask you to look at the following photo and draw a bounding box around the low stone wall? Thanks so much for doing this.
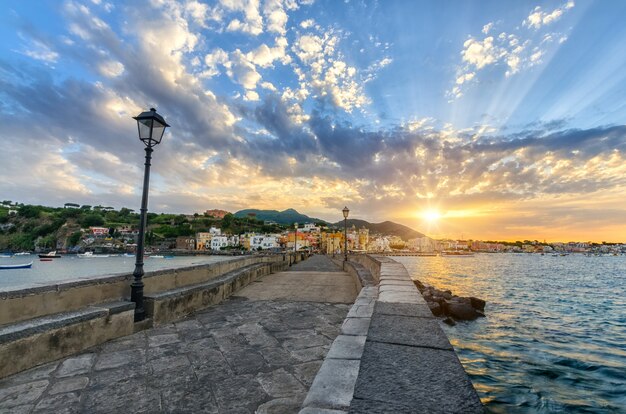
[145,261,286,325]
[301,254,484,413]
[0,302,134,379]
[348,254,382,283]
[0,254,290,380]
[0,255,285,327]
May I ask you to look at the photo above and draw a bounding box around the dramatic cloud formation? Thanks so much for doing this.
[1,0,625,241]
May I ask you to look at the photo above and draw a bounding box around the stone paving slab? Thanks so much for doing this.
[0,255,355,414]
[352,341,484,413]
[234,272,356,303]
[367,313,453,350]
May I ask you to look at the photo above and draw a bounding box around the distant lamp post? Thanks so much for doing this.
[131,108,169,322]
[294,222,298,257]
[342,206,349,264]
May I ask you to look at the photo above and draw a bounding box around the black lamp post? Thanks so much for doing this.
[343,206,349,264]
[131,108,169,322]
[294,222,298,263]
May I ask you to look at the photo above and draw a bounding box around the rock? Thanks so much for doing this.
[427,302,442,317]
[469,297,486,311]
[442,291,452,300]
[447,301,479,321]
[442,317,456,326]
[413,280,426,291]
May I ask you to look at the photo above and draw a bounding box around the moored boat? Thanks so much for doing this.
[78,252,110,258]
[38,251,61,258]
[0,261,33,269]
[441,250,474,257]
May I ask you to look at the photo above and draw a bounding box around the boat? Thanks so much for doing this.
[14,252,31,256]
[0,261,33,269]
[77,252,110,258]
[441,250,474,257]
[0,254,12,258]
[38,251,61,258]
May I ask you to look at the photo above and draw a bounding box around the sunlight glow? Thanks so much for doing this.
[423,210,442,222]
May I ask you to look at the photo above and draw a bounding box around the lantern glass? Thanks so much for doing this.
[151,118,167,144]
[134,108,169,147]
[342,206,350,219]
[137,118,153,141]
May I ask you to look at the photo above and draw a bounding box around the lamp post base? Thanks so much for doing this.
[130,279,145,322]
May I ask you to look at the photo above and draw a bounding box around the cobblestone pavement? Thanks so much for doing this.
[0,256,353,413]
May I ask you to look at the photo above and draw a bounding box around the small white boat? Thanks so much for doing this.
[0,261,33,269]
[77,252,110,258]
[14,252,31,256]
[0,254,12,258]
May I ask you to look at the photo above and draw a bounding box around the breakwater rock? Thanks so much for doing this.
[413,280,486,325]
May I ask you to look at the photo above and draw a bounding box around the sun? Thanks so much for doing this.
[423,209,442,223]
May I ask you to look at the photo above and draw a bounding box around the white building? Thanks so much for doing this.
[250,235,280,250]
[407,236,437,252]
[209,227,221,236]
[369,236,391,252]
[302,223,320,233]
[211,236,229,250]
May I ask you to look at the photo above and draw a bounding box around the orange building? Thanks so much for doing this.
[204,209,230,219]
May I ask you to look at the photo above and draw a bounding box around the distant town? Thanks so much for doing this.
[0,201,624,256]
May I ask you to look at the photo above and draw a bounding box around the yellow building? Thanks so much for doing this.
[358,227,369,251]
[321,232,344,255]
[196,232,212,250]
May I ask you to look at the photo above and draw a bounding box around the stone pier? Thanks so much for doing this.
[0,254,483,413]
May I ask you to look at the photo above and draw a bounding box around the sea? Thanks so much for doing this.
[0,254,234,290]
[393,254,626,414]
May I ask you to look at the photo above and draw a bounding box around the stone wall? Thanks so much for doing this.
[0,255,285,327]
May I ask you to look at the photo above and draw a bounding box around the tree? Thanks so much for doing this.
[80,205,92,210]
[68,231,82,247]
[19,205,43,219]
[80,214,105,227]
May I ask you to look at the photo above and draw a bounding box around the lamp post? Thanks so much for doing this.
[131,108,169,322]
[294,222,298,264]
[342,206,349,265]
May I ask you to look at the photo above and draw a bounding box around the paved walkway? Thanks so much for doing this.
[0,255,357,414]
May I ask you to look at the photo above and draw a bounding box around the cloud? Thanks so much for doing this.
[450,2,573,99]
[300,18,314,29]
[98,60,124,77]
[222,0,264,35]
[524,1,575,30]
[291,32,369,112]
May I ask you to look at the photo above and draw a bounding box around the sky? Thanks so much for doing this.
[1,0,626,242]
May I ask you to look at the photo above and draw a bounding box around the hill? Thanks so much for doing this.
[332,219,425,241]
[234,208,328,225]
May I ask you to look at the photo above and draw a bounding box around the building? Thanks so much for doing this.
[89,227,109,237]
[302,223,320,233]
[176,236,196,250]
[357,227,369,251]
[407,236,437,252]
[211,236,229,251]
[204,209,230,219]
[196,232,212,250]
[250,235,280,250]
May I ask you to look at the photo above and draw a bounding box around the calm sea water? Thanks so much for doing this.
[0,255,234,290]
[393,254,626,414]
